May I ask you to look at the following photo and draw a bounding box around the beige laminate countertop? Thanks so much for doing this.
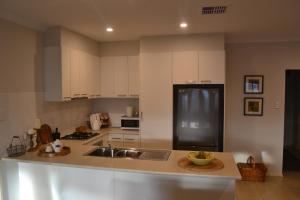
[2,128,241,180]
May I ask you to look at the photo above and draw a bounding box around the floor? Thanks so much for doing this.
[235,172,300,200]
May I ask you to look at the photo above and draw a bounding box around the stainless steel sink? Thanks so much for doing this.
[85,147,171,161]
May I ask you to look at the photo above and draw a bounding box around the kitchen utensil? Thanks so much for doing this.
[186,151,214,166]
[126,106,134,117]
[7,136,26,157]
[99,113,110,127]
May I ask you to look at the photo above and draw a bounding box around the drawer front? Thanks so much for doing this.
[108,133,123,141]
[123,134,140,142]
[124,142,140,149]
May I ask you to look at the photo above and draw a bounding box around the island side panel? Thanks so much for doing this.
[114,171,235,200]
[1,161,115,200]
[1,160,236,200]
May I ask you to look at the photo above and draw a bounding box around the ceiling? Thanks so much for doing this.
[1,0,300,42]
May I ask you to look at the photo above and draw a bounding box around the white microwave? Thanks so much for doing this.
[121,116,139,130]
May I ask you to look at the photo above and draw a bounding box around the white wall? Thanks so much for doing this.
[0,19,92,157]
[225,42,300,176]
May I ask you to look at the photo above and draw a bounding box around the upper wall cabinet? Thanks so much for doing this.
[44,46,101,101]
[198,50,225,84]
[114,56,129,97]
[100,55,139,98]
[172,51,198,84]
[172,50,225,84]
[44,46,71,101]
[100,57,115,97]
[128,55,140,97]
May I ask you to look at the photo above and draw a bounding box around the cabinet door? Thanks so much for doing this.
[140,52,172,140]
[100,57,115,97]
[128,55,140,97]
[172,51,198,84]
[92,56,101,98]
[70,49,82,98]
[85,53,95,98]
[61,47,71,100]
[198,50,225,84]
[114,56,129,97]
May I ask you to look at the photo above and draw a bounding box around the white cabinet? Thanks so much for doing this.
[140,52,173,140]
[171,50,225,84]
[198,50,225,84]
[100,57,115,97]
[70,49,90,98]
[100,55,139,98]
[114,56,129,97]
[172,51,198,84]
[88,55,101,98]
[44,46,71,101]
[128,56,140,97]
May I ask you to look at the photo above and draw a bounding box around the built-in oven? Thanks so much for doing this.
[121,116,140,130]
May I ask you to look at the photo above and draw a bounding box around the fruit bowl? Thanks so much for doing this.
[186,151,214,166]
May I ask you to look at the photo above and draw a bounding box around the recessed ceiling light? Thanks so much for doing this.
[180,22,188,28]
[106,27,114,32]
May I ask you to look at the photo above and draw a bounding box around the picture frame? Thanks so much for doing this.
[244,75,264,94]
[244,97,263,116]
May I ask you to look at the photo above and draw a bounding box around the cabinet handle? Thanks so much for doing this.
[111,137,122,140]
[81,94,88,96]
[96,94,101,97]
[117,94,127,97]
[200,80,212,84]
[140,112,143,120]
[124,138,136,141]
[74,94,80,96]
[64,97,71,99]
[185,80,196,84]
[130,94,139,97]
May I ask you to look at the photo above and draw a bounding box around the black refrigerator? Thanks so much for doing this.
[173,84,224,152]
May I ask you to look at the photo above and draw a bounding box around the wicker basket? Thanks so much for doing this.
[7,136,26,157]
[237,156,267,182]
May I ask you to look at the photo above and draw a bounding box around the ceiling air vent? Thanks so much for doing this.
[202,6,226,15]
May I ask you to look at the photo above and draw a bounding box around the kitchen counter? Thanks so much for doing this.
[1,127,241,200]
[2,128,239,179]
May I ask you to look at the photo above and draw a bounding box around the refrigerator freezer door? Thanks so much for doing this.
[173,85,224,151]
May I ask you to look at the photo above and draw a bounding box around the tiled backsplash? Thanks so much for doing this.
[0,92,92,157]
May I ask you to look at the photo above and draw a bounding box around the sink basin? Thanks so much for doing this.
[115,149,142,158]
[87,147,122,158]
[85,147,171,161]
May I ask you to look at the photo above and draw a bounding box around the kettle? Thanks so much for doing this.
[51,139,63,153]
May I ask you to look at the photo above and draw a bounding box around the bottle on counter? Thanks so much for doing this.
[52,128,61,141]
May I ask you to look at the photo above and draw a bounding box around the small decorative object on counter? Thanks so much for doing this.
[51,139,63,153]
[7,136,26,157]
[38,145,71,158]
[237,156,267,182]
[27,129,37,152]
[38,124,53,144]
[52,128,61,140]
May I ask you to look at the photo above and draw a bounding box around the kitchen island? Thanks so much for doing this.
[1,129,240,200]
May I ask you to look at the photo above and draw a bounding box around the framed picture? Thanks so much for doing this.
[244,75,264,94]
[244,97,263,116]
